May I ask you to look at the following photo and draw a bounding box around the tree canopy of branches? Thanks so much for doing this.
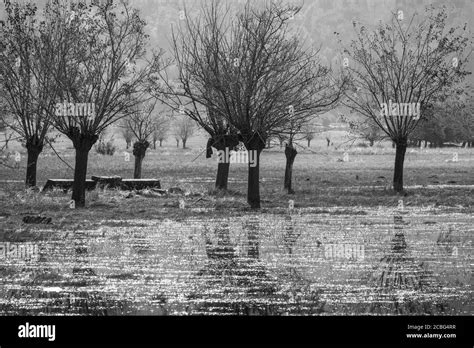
[411,86,474,147]
[160,0,345,207]
[126,100,170,178]
[342,7,471,192]
[39,0,165,207]
[0,1,60,187]
[302,122,316,148]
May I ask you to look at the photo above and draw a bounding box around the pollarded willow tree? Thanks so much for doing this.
[0,1,60,187]
[126,100,169,178]
[160,0,346,208]
[157,71,241,190]
[39,0,165,207]
[342,7,471,192]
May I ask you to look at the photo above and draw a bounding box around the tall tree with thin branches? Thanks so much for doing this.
[0,1,60,187]
[126,100,169,178]
[342,7,471,192]
[161,1,346,208]
[41,0,165,207]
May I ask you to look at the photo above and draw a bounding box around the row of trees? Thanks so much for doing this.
[156,1,346,206]
[156,1,471,205]
[0,0,471,209]
[341,6,470,191]
[121,113,195,149]
[349,88,474,148]
[0,0,165,206]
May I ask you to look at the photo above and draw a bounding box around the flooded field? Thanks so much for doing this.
[0,207,472,315]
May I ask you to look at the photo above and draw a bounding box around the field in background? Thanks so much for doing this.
[1,126,473,228]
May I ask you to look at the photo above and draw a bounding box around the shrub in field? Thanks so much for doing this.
[95,138,116,156]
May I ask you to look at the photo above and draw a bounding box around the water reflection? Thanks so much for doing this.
[283,215,301,256]
[369,214,437,314]
[72,231,96,278]
[0,210,470,315]
[190,218,281,315]
[188,216,326,315]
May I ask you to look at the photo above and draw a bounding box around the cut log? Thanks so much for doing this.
[91,175,122,189]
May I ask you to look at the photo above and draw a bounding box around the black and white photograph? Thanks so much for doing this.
[0,0,472,346]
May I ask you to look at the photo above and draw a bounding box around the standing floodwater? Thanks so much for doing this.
[0,208,471,315]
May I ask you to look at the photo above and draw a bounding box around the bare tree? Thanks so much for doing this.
[342,7,471,192]
[161,1,345,208]
[41,0,165,207]
[0,1,60,187]
[302,122,316,148]
[152,114,169,149]
[126,101,170,178]
[127,102,153,179]
[173,115,195,149]
[348,117,384,146]
[157,69,240,190]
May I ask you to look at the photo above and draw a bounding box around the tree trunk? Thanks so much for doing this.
[369,139,374,147]
[245,133,265,209]
[153,140,156,150]
[176,139,179,148]
[247,151,261,209]
[25,143,42,188]
[215,161,230,190]
[284,143,297,194]
[72,147,90,208]
[182,139,186,149]
[211,135,239,191]
[71,133,98,208]
[134,155,144,179]
[393,138,407,193]
[307,139,311,147]
[159,140,163,147]
[327,138,330,147]
[133,140,149,179]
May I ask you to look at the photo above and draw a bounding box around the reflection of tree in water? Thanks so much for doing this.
[187,216,324,315]
[368,214,439,314]
[278,214,325,314]
[188,218,282,315]
[283,215,301,256]
[0,231,139,315]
